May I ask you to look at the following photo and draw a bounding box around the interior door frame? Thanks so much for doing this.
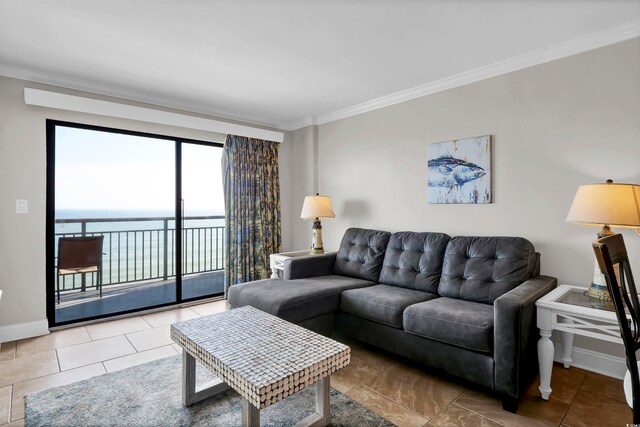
[45,119,224,327]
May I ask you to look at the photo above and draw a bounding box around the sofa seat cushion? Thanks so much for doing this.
[227,275,374,323]
[340,284,438,329]
[403,297,494,353]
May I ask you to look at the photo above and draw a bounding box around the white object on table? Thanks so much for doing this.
[535,284,623,400]
[269,250,322,278]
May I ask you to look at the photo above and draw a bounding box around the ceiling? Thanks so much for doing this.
[1,1,639,130]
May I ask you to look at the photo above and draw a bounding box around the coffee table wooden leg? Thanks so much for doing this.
[315,376,330,425]
[242,398,260,427]
[294,376,331,427]
[182,350,230,406]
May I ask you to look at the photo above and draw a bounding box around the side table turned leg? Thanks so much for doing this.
[561,319,575,369]
[538,329,554,400]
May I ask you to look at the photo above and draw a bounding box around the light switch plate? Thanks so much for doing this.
[16,199,28,214]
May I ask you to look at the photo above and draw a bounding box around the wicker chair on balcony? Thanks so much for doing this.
[57,236,104,304]
[593,233,639,423]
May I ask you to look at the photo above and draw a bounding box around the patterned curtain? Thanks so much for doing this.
[222,135,281,297]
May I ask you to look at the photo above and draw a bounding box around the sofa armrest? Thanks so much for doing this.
[284,253,337,280]
[494,275,557,400]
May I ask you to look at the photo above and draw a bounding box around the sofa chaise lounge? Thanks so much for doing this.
[228,228,557,411]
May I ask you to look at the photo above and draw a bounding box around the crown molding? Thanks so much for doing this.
[281,116,317,132]
[2,20,638,132]
[311,20,640,128]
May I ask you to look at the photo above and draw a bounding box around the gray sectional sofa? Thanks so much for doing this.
[228,228,557,411]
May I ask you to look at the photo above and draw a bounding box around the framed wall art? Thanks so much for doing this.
[427,135,492,204]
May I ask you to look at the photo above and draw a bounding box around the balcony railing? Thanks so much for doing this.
[55,215,225,292]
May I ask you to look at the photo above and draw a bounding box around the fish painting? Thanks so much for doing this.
[428,156,485,188]
[427,136,491,204]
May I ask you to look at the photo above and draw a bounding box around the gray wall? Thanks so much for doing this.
[289,39,640,356]
[0,76,291,330]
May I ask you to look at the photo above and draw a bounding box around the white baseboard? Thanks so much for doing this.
[0,319,49,343]
[554,345,627,380]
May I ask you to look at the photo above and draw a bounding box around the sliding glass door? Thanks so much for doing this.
[47,121,224,326]
[180,143,225,300]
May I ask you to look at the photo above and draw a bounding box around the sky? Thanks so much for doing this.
[55,126,224,214]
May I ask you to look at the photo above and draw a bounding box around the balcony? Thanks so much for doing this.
[54,215,225,323]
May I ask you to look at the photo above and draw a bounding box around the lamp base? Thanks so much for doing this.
[586,283,611,300]
[310,218,324,255]
[585,226,614,301]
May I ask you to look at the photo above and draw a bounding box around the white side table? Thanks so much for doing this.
[269,250,337,278]
[269,250,314,278]
[535,284,621,400]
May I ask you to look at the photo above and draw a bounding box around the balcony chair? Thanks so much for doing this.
[57,236,104,304]
[592,233,638,423]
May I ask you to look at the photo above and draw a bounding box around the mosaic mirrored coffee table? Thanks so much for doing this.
[170,306,351,427]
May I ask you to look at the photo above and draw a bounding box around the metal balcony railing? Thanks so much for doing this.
[54,216,225,292]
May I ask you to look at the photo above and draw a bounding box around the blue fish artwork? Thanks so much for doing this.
[427,136,491,204]
[427,156,485,188]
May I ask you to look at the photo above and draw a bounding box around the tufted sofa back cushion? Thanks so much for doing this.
[378,232,451,293]
[333,228,392,282]
[438,236,537,304]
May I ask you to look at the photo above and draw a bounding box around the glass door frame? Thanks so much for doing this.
[46,119,224,327]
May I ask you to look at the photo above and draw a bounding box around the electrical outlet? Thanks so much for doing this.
[16,199,28,214]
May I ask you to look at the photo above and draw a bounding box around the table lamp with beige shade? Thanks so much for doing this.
[300,194,335,254]
[566,180,640,300]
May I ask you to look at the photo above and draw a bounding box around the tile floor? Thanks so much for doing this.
[0,299,632,426]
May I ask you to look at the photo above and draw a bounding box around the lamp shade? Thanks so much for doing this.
[566,181,640,228]
[300,195,335,219]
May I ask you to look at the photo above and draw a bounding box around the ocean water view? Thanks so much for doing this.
[55,209,226,291]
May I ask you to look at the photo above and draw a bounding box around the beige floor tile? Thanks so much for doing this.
[0,385,11,424]
[57,336,136,371]
[349,344,400,372]
[188,300,229,316]
[103,345,177,373]
[85,316,151,341]
[579,371,626,404]
[11,363,105,421]
[0,342,16,361]
[331,357,384,394]
[528,363,587,405]
[427,403,501,427]
[6,419,24,427]
[0,351,59,387]
[347,385,429,427]
[125,325,172,352]
[366,363,464,419]
[142,308,200,328]
[172,344,183,353]
[16,327,90,357]
[562,390,632,427]
[454,390,555,427]
[516,390,569,426]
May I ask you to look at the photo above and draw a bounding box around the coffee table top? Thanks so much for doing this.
[170,306,350,409]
